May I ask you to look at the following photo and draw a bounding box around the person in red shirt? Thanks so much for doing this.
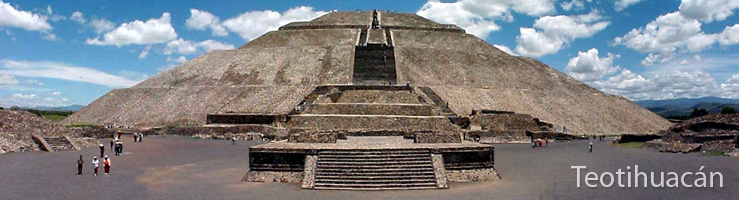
[103,156,111,175]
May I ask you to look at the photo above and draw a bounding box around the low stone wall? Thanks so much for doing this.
[243,171,303,183]
[702,139,736,152]
[288,132,337,143]
[148,125,288,140]
[414,132,461,143]
[446,168,500,182]
[287,115,457,131]
[465,130,528,144]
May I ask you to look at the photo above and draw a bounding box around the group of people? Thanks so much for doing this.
[133,132,144,142]
[531,137,549,147]
[76,154,111,176]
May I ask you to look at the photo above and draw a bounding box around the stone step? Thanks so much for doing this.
[316,167,433,173]
[315,171,436,177]
[316,164,432,169]
[318,160,431,165]
[313,183,437,190]
[318,154,429,159]
[320,150,429,154]
[318,156,430,162]
[315,175,435,180]
[303,103,436,116]
[315,178,436,184]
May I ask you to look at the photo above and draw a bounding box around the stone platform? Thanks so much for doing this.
[245,136,497,190]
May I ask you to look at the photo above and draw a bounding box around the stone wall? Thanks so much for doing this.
[243,171,303,183]
[446,168,500,182]
[414,132,461,143]
[288,132,337,143]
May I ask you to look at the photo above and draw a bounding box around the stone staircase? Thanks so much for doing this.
[353,45,396,85]
[313,149,439,190]
[33,135,77,152]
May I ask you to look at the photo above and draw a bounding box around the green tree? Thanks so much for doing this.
[721,107,737,114]
[689,108,709,118]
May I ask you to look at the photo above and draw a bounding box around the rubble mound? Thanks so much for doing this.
[0,110,65,153]
[650,114,739,153]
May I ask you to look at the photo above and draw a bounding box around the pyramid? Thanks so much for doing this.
[65,10,670,135]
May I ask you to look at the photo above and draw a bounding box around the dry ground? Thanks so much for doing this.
[0,136,737,200]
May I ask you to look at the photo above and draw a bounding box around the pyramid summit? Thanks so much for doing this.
[64,10,670,135]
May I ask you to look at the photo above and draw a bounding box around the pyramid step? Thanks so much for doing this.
[313,183,437,189]
[318,157,430,162]
[316,164,432,169]
[315,179,436,184]
[320,150,429,154]
[315,171,435,176]
[315,175,435,180]
[316,167,433,173]
[318,160,431,165]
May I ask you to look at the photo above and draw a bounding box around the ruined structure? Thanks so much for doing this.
[64,10,671,189]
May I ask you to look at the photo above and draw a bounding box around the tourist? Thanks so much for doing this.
[232,137,236,145]
[589,141,593,153]
[77,155,84,175]
[110,138,114,150]
[139,132,143,142]
[133,133,138,142]
[115,141,123,156]
[92,157,99,176]
[545,138,549,146]
[117,131,122,139]
[99,143,105,158]
[103,156,111,175]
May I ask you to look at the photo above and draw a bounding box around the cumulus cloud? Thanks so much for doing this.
[70,11,85,24]
[0,59,139,87]
[91,18,115,34]
[186,9,227,36]
[614,0,644,11]
[163,39,234,55]
[139,45,151,59]
[722,73,739,98]
[0,1,52,31]
[566,48,620,83]
[679,0,739,23]
[0,74,18,85]
[614,12,739,65]
[0,93,71,108]
[561,0,586,11]
[594,70,731,100]
[493,44,518,56]
[86,13,177,46]
[516,11,610,57]
[222,6,327,41]
[417,0,556,39]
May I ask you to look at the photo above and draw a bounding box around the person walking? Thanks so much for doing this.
[139,132,143,142]
[117,131,122,139]
[589,141,593,153]
[232,137,236,145]
[92,156,99,176]
[110,138,115,150]
[133,133,138,142]
[99,143,105,158]
[77,155,84,175]
[103,156,111,175]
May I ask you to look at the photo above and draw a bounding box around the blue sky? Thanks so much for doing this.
[0,0,738,107]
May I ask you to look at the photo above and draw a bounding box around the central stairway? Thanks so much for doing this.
[314,149,438,190]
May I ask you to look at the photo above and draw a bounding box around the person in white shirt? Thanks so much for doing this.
[92,157,100,176]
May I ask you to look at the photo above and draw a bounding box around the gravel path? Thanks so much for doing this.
[0,136,736,200]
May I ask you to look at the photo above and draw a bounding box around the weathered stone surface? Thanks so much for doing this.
[64,11,670,136]
[446,168,500,182]
[289,132,337,143]
[301,155,317,189]
[470,113,539,132]
[243,171,303,183]
[415,132,461,143]
[431,154,448,188]
[465,130,529,144]
[0,110,68,153]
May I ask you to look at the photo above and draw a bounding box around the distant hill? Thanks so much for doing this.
[636,97,739,117]
[25,105,84,112]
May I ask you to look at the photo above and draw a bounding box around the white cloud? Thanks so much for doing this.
[91,18,115,34]
[0,59,140,88]
[566,48,620,83]
[417,0,556,39]
[679,0,739,23]
[678,55,702,65]
[493,44,518,56]
[561,0,585,11]
[614,0,644,11]
[186,9,227,36]
[0,1,52,31]
[139,45,151,59]
[0,93,71,108]
[52,91,60,95]
[197,40,235,52]
[223,6,327,41]
[719,24,739,45]
[614,12,739,65]
[722,73,739,98]
[515,11,610,57]
[86,13,177,46]
[594,69,729,100]
[0,74,18,85]
[164,38,234,55]
[70,11,86,24]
